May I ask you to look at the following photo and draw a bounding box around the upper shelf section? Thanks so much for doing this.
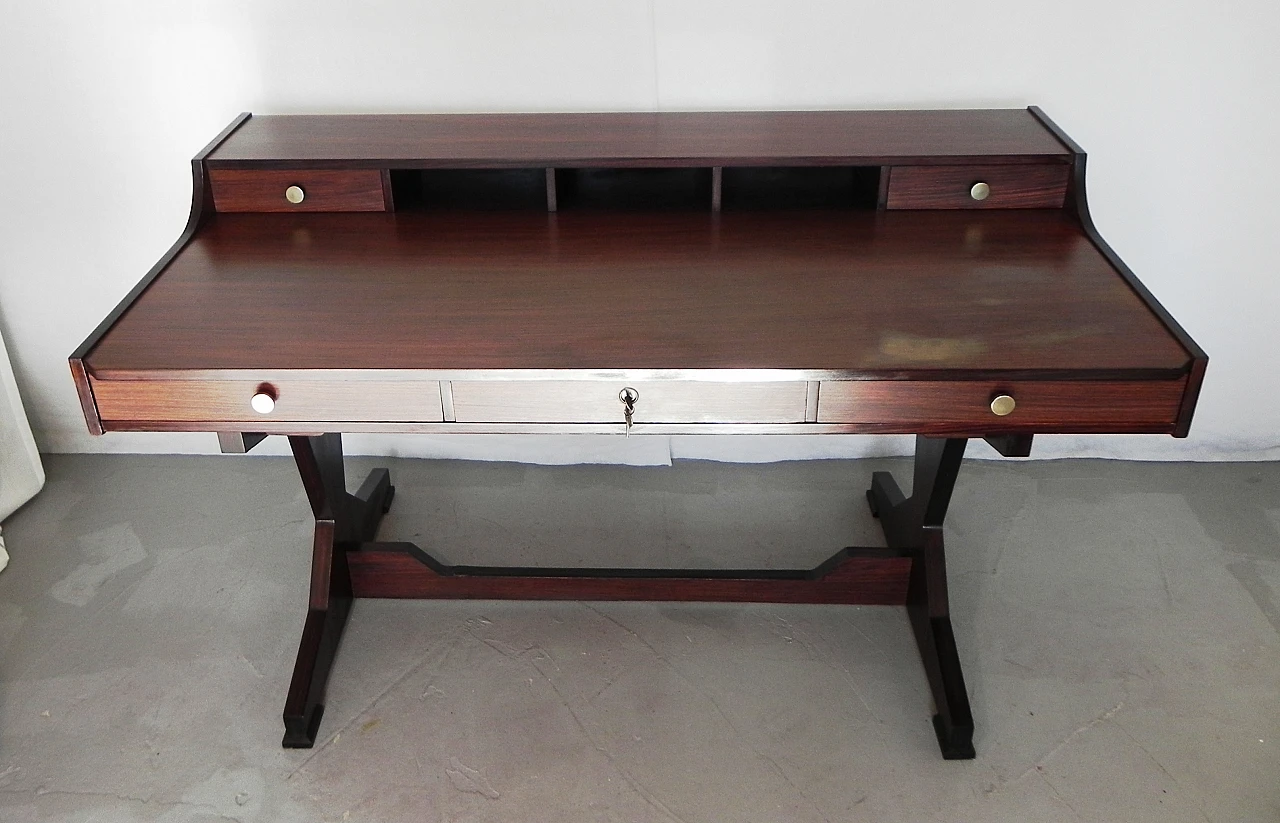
[204,110,1072,168]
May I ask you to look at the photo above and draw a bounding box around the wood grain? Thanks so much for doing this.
[91,378,443,423]
[204,110,1071,168]
[817,379,1186,429]
[82,210,1191,376]
[886,164,1069,209]
[347,544,913,605]
[209,169,387,212]
[451,380,807,424]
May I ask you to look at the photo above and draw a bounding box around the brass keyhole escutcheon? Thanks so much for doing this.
[285,185,306,204]
[619,387,639,435]
[990,394,1016,416]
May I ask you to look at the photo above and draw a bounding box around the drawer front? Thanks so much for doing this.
[92,378,443,423]
[885,164,1069,209]
[209,169,389,213]
[451,381,808,424]
[817,380,1185,430]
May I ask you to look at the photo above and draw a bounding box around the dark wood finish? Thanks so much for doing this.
[1174,358,1208,439]
[885,164,1069,209]
[379,168,395,211]
[876,165,891,208]
[347,544,912,604]
[205,110,1070,168]
[817,379,1187,432]
[68,109,1208,759]
[82,210,1190,377]
[283,434,394,748]
[69,358,102,436]
[983,433,1034,457]
[1027,106,1208,437]
[69,112,251,434]
[209,169,387,212]
[867,436,975,758]
[91,377,444,424]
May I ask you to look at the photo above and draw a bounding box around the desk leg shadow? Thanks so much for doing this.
[282,433,394,748]
[279,432,975,759]
[867,435,975,759]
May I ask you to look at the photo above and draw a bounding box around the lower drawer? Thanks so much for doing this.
[92,378,444,424]
[817,379,1186,431]
[451,381,808,424]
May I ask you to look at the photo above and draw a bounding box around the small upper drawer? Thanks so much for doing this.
[885,164,1069,210]
[451,381,808,424]
[208,169,389,213]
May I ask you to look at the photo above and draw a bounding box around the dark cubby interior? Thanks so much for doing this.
[554,167,712,211]
[388,165,881,212]
[389,169,548,210]
[721,166,880,210]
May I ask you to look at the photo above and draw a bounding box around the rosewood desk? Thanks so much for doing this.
[70,109,1205,759]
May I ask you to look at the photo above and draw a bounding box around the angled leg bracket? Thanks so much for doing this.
[282,434,393,748]
[868,435,976,759]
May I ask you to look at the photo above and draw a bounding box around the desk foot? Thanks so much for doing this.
[933,713,976,760]
[868,436,976,759]
[282,434,391,749]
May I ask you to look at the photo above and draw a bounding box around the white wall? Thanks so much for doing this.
[2,1,1276,463]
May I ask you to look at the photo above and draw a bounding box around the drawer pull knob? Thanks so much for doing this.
[990,394,1016,416]
[284,185,306,204]
[970,182,990,201]
[251,391,276,414]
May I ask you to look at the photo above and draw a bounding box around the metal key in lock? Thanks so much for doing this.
[618,387,639,436]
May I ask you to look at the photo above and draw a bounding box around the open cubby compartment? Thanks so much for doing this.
[387,165,883,212]
[388,168,551,211]
[720,166,882,210]
[552,167,713,211]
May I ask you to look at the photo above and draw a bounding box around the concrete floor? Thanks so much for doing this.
[0,453,1276,822]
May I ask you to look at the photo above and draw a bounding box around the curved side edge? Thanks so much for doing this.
[1028,106,1208,438]
[67,112,252,435]
[67,358,102,436]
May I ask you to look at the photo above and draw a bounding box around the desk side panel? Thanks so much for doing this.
[1028,106,1207,437]
[69,112,253,435]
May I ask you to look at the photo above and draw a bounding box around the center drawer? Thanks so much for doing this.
[450,381,808,424]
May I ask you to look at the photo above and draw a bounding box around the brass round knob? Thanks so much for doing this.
[990,394,1016,416]
[285,185,306,204]
[251,392,276,414]
[970,182,990,201]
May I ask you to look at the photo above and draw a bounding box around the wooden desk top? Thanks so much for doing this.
[87,209,1188,378]
[71,108,1205,439]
